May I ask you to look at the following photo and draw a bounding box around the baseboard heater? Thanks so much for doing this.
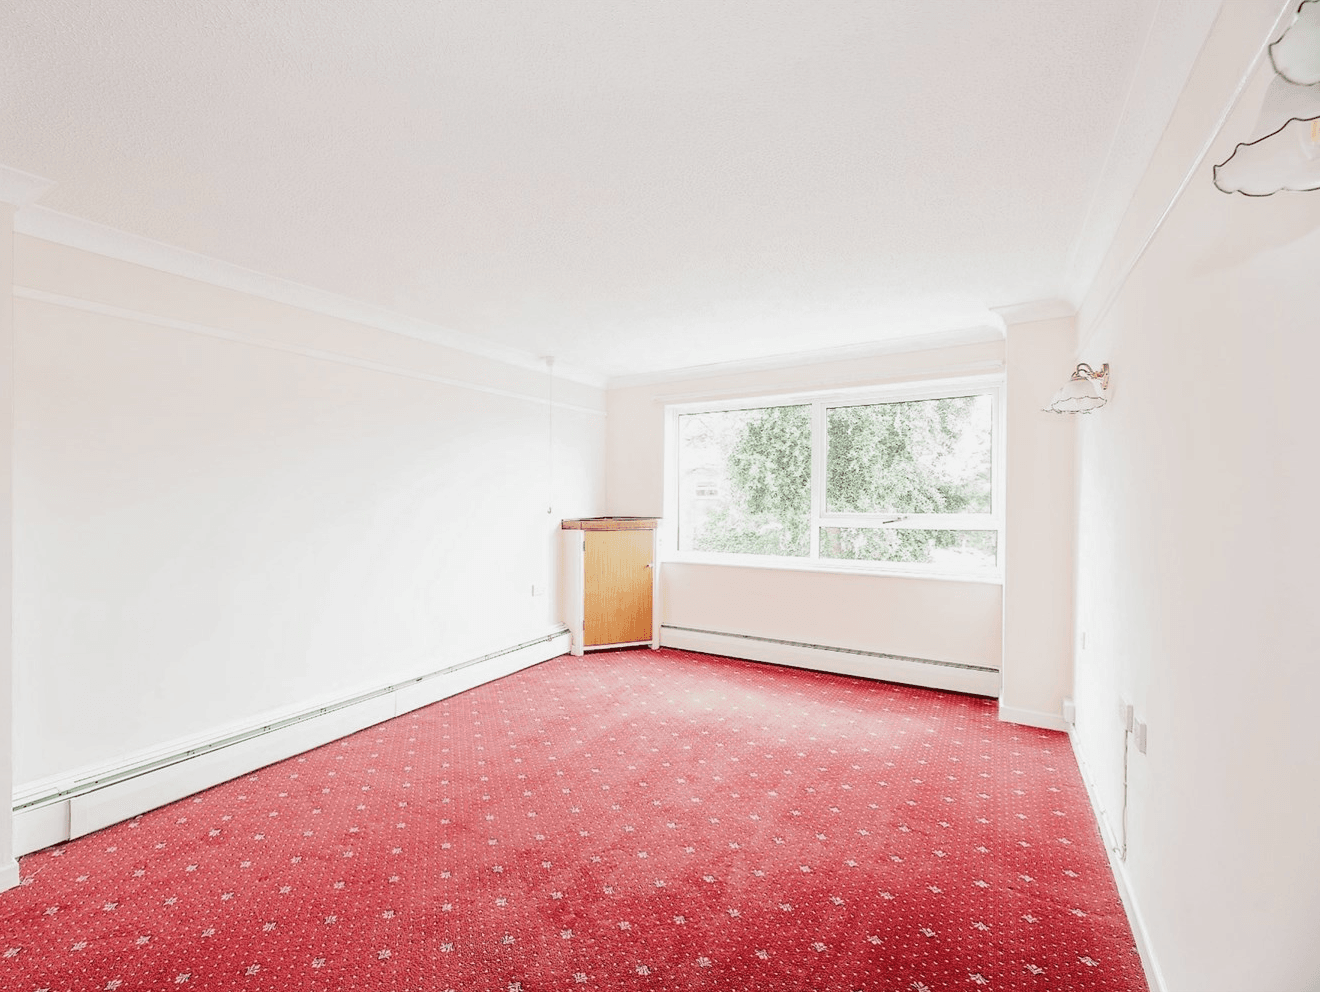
[10,635,570,854]
[17,628,568,813]
[659,624,1000,697]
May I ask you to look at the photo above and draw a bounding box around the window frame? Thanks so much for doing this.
[663,374,1005,582]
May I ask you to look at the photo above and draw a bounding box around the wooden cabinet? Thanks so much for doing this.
[561,517,659,655]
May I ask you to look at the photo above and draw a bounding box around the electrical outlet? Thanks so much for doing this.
[531,584,546,597]
[1081,630,1087,650]
[1120,700,1134,732]
[1062,697,1076,725]
[1133,720,1148,754]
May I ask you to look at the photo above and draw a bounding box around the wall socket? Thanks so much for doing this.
[1120,700,1134,733]
[1133,719,1148,754]
[531,584,546,597]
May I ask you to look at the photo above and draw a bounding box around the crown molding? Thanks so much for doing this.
[1077,0,1294,352]
[0,164,54,208]
[13,206,608,389]
[606,324,1005,390]
[989,299,1077,327]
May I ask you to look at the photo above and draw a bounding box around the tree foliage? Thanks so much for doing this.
[695,396,991,564]
[826,397,989,515]
[695,405,811,556]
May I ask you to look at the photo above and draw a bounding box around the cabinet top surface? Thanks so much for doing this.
[561,516,660,531]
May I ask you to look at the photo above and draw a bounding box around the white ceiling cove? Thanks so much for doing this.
[0,0,1220,381]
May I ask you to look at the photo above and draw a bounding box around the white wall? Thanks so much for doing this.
[11,236,605,793]
[0,202,16,887]
[606,342,1005,674]
[662,563,1002,668]
[1001,315,1076,727]
[1070,2,1320,988]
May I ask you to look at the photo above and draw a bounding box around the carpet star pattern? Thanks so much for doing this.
[0,649,1145,990]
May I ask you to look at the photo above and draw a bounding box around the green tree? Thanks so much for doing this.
[826,396,989,513]
[693,405,811,556]
[700,396,991,564]
[824,396,990,562]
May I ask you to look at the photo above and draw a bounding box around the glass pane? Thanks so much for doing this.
[819,527,998,569]
[826,394,993,514]
[677,405,811,557]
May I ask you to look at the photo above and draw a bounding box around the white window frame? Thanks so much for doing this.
[662,374,1005,582]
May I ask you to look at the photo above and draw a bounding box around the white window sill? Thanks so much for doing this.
[661,552,1003,585]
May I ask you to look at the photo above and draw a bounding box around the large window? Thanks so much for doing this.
[669,378,1002,578]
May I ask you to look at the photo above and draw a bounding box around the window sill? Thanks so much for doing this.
[661,552,1003,585]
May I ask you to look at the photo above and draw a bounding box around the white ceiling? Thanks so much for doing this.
[1,0,1219,381]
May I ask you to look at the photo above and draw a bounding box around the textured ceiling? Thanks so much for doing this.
[0,0,1220,380]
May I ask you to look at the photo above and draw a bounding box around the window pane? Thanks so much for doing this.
[820,527,998,568]
[826,394,993,514]
[677,405,811,557]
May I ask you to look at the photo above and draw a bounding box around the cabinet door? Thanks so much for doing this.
[583,529,653,646]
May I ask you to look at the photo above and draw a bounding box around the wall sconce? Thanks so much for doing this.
[1046,363,1110,414]
[1213,0,1320,195]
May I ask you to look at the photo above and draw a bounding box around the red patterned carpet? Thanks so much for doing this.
[1,649,1145,991]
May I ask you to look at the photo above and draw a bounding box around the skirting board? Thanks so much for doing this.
[13,631,570,857]
[997,704,1069,732]
[1070,728,1167,992]
[660,625,1000,697]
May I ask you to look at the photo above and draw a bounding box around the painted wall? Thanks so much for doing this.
[606,342,1005,671]
[11,236,606,793]
[1070,2,1320,988]
[1001,316,1076,727]
[661,563,1002,668]
[1,202,16,886]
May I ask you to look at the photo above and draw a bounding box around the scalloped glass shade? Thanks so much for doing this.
[1046,376,1107,414]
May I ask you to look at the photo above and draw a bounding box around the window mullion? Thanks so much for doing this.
[817,512,1000,529]
[809,400,824,560]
